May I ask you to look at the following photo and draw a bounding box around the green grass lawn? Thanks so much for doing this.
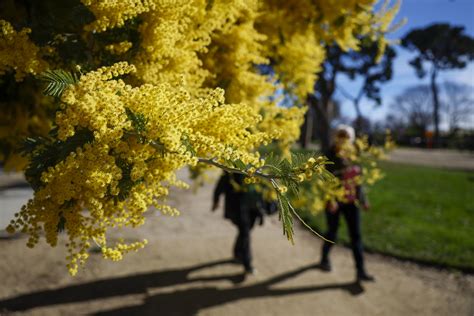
[298,161,474,271]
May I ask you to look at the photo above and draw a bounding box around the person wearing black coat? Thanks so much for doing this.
[212,172,263,274]
[319,125,375,282]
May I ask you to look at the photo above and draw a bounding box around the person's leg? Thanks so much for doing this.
[342,204,374,281]
[320,209,340,270]
[239,220,253,272]
[235,210,260,274]
[233,224,243,262]
[249,210,258,230]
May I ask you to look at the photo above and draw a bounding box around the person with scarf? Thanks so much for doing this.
[320,125,375,282]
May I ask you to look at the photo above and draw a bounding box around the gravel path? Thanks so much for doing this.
[388,148,474,171]
[0,170,473,316]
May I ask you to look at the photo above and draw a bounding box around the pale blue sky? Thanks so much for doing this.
[336,0,474,127]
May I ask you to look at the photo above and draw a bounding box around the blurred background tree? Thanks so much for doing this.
[442,81,473,136]
[390,85,433,140]
[302,39,396,151]
[402,23,474,147]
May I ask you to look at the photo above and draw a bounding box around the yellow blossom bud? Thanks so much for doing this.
[297,174,305,182]
[278,186,288,194]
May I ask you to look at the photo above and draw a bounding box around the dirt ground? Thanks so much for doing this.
[0,165,473,316]
[388,147,474,171]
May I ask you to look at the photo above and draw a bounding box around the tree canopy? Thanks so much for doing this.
[402,23,474,75]
[402,23,474,146]
[310,39,396,150]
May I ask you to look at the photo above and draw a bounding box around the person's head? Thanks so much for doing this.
[333,124,355,146]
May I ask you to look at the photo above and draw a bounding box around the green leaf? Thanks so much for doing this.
[24,129,94,190]
[150,139,166,156]
[276,191,294,243]
[206,0,214,10]
[264,152,280,168]
[277,186,332,244]
[20,137,45,155]
[278,28,285,44]
[277,158,292,176]
[286,179,299,195]
[290,152,315,168]
[333,15,346,28]
[40,69,79,97]
[233,159,247,171]
[114,158,144,202]
[124,108,148,143]
[125,108,147,134]
[181,134,196,156]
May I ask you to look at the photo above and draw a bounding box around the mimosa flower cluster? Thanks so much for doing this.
[0,0,400,274]
[295,133,395,214]
[7,62,271,274]
[0,20,48,81]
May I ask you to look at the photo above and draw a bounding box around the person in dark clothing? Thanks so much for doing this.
[212,172,263,274]
[320,125,375,282]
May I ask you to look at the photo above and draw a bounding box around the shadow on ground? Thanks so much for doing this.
[0,181,30,191]
[0,259,364,315]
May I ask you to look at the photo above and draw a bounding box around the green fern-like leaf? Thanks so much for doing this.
[233,159,247,171]
[125,108,147,134]
[114,158,144,202]
[263,152,279,168]
[276,187,332,245]
[40,69,79,97]
[286,179,299,195]
[150,139,166,156]
[277,158,292,177]
[276,191,294,243]
[24,129,94,190]
[181,134,197,156]
[124,108,149,143]
[290,152,315,168]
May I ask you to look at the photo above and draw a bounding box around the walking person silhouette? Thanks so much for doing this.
[320,125,375,282]
[212,172,264,274]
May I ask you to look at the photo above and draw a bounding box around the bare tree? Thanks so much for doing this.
[390,85,433,134]
[442,81,474,134]
[384,114,406,132]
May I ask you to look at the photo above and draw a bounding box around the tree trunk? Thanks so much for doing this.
[312,62,337,153]
[309,95,330,153]
[353,99,363,134]
[430,68,440,147]
[318,110,330,153]
[299,107,314,149]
